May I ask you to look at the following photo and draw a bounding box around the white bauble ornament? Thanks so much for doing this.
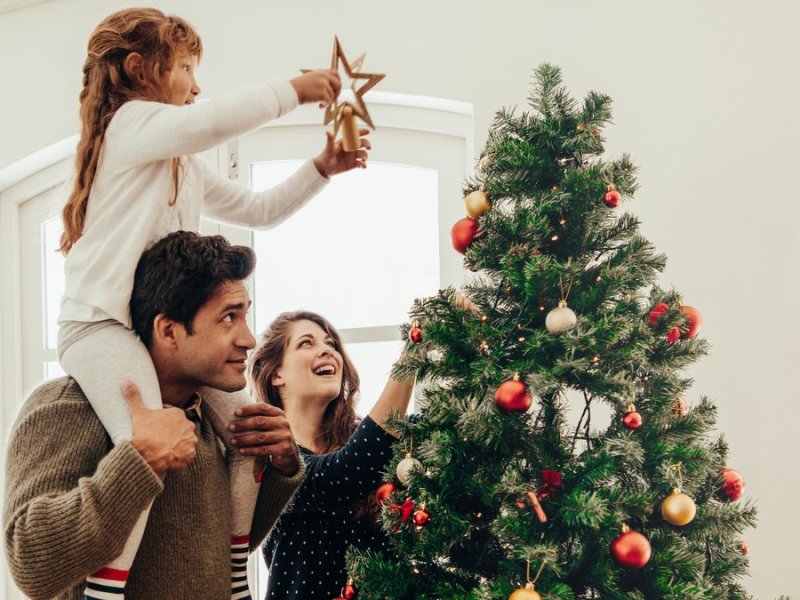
[545,300,577,334]
[427,349,444,363]
[396,455,422,485]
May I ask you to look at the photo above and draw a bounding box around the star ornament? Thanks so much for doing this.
[324,36,385,131]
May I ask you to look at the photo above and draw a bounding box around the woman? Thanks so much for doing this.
[249,310,414,600]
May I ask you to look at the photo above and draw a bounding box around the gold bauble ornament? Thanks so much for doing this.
[508,583,542,600]
[545,300,577,334]
[465,190,491,219]
[661,489,697,526]
[396,454,422,485]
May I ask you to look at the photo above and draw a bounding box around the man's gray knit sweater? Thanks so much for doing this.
[4,377,304,599]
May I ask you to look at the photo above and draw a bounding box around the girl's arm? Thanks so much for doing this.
[200,159,327,229]
[103,81,299,170]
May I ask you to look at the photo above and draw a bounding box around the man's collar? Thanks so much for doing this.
[183,392,203,424]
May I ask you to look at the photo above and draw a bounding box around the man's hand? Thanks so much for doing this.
[290,69,341,107]
[123,379,198,477]
[229,403,301,477]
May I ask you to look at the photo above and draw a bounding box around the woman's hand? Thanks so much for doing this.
[313,129,371,178]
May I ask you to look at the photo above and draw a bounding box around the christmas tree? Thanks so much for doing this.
[344,64,756,600]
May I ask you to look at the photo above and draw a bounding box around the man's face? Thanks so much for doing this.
[173,279,256,392]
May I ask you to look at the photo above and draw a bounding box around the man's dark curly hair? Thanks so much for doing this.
[131,231,256,347]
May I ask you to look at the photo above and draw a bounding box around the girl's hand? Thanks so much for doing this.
[313,129,371,178]
[290,69,341,107]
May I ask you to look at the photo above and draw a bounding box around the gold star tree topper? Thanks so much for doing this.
[308,37,385,151]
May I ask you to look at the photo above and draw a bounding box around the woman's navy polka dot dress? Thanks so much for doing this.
[263,416,395,599]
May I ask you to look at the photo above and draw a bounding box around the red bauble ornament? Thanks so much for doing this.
[740,540,749,556]
[666,327,681,344]
[715,468,745,502]
[680,305,702,339]
[451,217,479,254]
[413,508,430,529]
[494,374,532,412]
[648,302,669,326]
[610,528,652,569]
[672,396,688,417]
[408,323,423,344]
[603,185,621,208]
[622,405,643,430]
[375,482,396,504]
[341,583,357,599]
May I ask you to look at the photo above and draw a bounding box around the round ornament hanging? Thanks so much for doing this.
[426,348,444,363]
[680,305,702,339]
[465,189,491,219]
[451,217,479,254]
[413,507,430,530]
[545,300,577,334]
[374,482,396,504]
[610,526,652,569]
[396,454,422,485]
[337,580,357,600]
[494,374,532,412]
[715,468,745,502]
[602,184,621,208]
[661,489,697,526]
[508,583,542,600]
[622,405,643,430]
[672,396,689,417]
[408,321,423,344]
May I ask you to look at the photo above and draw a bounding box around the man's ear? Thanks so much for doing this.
[122,52,148,87]
[152,314,181,349]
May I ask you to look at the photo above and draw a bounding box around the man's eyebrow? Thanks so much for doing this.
[220,300,251,313]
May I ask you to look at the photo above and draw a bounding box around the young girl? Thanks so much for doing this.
[57,8,368,600]
[246,311,415,600]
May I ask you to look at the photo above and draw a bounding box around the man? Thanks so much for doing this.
[4,231,303,599]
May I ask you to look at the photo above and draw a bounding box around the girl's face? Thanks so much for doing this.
[167,54,201,106]
[271,319,344,407]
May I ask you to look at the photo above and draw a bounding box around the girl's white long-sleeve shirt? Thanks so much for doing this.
[60,79,327,328]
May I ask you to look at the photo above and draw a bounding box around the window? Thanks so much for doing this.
[249,160,439,416]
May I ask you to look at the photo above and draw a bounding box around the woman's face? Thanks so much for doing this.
[271,319,344,406]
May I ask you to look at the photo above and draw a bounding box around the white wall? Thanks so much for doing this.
[2,1,799,597]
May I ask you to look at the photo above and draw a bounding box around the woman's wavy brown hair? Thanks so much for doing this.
[59,8,202,254]
[249,310,361,454]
